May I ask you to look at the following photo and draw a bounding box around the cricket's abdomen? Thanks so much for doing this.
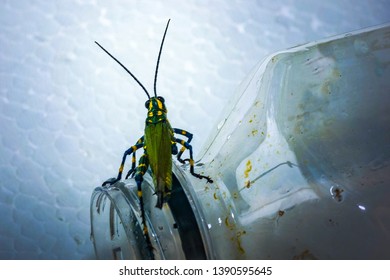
[144,121,173,208]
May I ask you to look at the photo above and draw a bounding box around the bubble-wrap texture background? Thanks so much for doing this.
[0,0,389,260]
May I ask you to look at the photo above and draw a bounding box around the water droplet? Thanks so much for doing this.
[217,118,226,130]
[368,154,387,171]
[357,204,366,211]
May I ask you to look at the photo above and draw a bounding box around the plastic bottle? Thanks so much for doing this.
[90,23,390,259]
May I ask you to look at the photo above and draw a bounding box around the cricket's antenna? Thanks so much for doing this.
[95,41,151,99]
[153,19,171,98]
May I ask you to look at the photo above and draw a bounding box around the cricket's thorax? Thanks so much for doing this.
[146,97,167,124]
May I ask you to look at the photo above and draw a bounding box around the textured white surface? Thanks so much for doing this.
[0,0,389,259]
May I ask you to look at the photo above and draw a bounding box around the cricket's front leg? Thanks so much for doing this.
[102,142,144,186]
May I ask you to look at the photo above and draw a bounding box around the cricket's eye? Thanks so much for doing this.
[145,100,150,109]
[157,96,165,103]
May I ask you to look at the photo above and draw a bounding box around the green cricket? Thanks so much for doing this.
[95,19,213,258]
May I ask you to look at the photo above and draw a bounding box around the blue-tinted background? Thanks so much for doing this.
[0,0,389,259]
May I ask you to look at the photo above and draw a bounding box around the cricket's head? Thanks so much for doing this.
[145,96,168,123]
[145,96,167,114]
